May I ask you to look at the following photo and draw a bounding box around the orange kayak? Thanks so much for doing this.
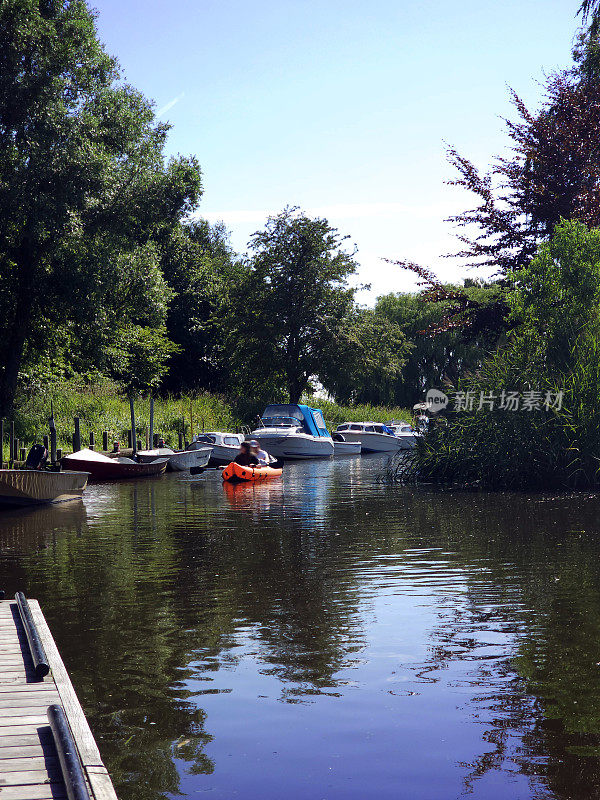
[222,462,283,483]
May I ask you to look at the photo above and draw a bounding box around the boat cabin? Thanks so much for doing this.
[336,422,396,436]
[259,404,331,438]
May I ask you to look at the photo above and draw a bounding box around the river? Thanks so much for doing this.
[1,455,599,799]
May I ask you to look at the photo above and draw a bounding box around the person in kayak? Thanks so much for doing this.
[248,439,271,465]
[234,441,260,467]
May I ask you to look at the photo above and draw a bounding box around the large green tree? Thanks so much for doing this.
[0,0,202,414]
[160,219,244,394]
[229,208,359,405]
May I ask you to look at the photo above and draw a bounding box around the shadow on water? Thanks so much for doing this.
[2,459,600,798]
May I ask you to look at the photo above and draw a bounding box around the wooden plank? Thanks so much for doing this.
[0,767,63,784]
[0,714,49,726]
[0,733,53,749]
[0,744,47,758]
[0,682,57,694]
[86,768,120,800]
[0,692,59,708]
[0,755,59,771]
[0,786,67,800]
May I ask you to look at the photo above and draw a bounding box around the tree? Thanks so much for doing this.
[374,282,500,406]
[0,0,202,413]
[319,308,409,406]
[229,208,358,404]
[160,220,244,394]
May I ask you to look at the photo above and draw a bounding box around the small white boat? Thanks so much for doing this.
[189,432,246,466]
[136,446,212,472]
[251,405,334,459]
[334,422,407,453]
[0,469,89,507]
[387,422,421,449]
[331,433,362,455]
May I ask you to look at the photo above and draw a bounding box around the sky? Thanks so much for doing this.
[93,0,579,303]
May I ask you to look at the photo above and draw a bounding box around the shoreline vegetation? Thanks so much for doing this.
[4,381,411,459]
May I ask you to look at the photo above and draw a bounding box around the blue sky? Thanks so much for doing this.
[94,0,578,302]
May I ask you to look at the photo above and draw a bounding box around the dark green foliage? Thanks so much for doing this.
[0,0,202,412]
[396,221,600,489]
[227,207,359,405]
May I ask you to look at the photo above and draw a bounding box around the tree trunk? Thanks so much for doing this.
[0,245,37,417]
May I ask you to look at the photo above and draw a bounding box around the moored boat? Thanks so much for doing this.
[136,446,212,472]
[250,404,334,459]
[189,432,245,466]
[0,469,89,507]
[387,422,421,449]
[334,422,406,453]
[222,462,283,483]
[61,448,169,480]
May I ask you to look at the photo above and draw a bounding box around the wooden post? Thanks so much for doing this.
[149,397,154,451]
[178,432,183,450]
[19,447,26,462]
[73,417,81,453]
[43,434,49,452]
[56,448,62,461]
[153,433,158,447]
[89,432,95,450]
[145,425,149,450]
[129,397,137,455]
[102,431,108,451]
[9,420,14,465]
[14,440,19,461]
[127,429,132,448]
[49,402,57,464]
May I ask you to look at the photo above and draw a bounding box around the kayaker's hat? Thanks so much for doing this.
[248,440,260,448]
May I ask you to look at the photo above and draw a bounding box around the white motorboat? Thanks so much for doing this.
[334,422,407,453]
[0,469,89,507]
[331,432,362,455]
[387,422,421,449]
[136,446,212,472]
[251,404,334,459]
[189,432,245,466]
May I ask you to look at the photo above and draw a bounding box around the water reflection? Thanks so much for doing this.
[3,464,600,798]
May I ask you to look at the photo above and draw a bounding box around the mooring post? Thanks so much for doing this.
[145,425,149,450]
[129,398,137,456]
[178,432,184,450]
[89,431,95,450]
[102,431,108,451]
[9,420,14,466]
[149,397,154,451]
[49,402,57,464]
[56,448,62,461]
[73,417,81,453]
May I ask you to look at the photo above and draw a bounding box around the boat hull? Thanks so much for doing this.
[137,447,212,471]
[251,432,334,459]
[222,462,283,483]
[0,470,89,507]
[61,455,168,481]
[335,431,404,453]
[333,441,362,455]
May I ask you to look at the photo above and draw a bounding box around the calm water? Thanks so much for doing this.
[2,456,600,799]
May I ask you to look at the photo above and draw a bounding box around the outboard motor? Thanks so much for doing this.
[25,444,48,470]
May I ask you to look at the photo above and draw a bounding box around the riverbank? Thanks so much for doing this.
[5,382,411,458]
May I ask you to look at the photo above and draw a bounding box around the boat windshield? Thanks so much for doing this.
[260,416,301,428]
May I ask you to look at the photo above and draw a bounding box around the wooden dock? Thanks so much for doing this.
[0,596,118,800]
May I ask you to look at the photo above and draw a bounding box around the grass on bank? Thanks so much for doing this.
[4,382,411,458]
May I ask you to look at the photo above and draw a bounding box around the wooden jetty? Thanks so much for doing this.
[0,594,118,800]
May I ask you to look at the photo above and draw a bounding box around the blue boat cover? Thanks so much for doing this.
[262,404,330,438]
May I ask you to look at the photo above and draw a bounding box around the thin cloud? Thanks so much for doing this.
[157,92,185,118]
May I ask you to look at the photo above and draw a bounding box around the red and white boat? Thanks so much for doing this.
[61,448,169,481]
